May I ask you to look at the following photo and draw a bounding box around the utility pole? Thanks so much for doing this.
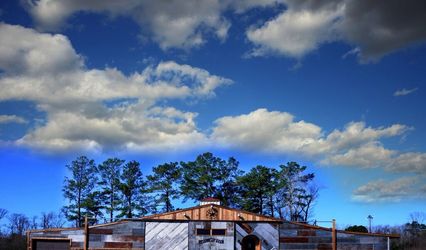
[367,215,373,233]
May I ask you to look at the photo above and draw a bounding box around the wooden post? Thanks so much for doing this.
[84,216,89,250]
[332,219,336,250]
[26,230,30,250]
[387,237,390,250]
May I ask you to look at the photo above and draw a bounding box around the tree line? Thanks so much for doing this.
[62,152,318,227]
[0,209,65,250]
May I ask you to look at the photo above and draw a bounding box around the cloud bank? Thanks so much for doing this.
[0,23,231,152]
[247,0,426,61]
[23,0,426,61]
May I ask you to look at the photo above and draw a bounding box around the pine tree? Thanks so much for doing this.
[97,158,124,222]
[147,162,181,212]
[180,152,241,205]
[118,160,148,218]
[62,156,97,227]
[237,165,278,215]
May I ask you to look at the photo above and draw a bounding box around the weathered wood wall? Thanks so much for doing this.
[145,222,188,250]
[28,221,145,250]
[279,222,391,250]
[28,217,395,250]
[88,221,145,249]
[28,228,84,250]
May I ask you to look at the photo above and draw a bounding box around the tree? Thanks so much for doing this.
[118,160,148,218]
[7,213,29,235]
[63,156,97,227]
[299,184,319,222]
[216,157,242,207]
[345,225,368,233]
[0,208,7,221]
[0,208,7,236]
[147,162,181,212]
[41,212,66,229]
[180,152,242,205]
[29,216,38,230]
[83,191,104,224]
[275,162,315,221]
[97,158,125,222]
[237,166,279,215]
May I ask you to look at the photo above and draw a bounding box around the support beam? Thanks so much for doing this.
[332,219,336,250]
[84,216,89,250]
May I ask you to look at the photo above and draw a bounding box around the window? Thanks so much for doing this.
[196,229,211,235]
[196,228,226,236]
[211,229,226,236]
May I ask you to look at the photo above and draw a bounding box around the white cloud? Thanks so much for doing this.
[0,115,28,124]
[0,22,82,75]
[246,6,343,58]
[212,109,408,166]
[352,177,425,203]
[0,23,230,152]
[24,0,426,59]
[394,88,418,97]
[26,0,225,49]
[321,142,395,168]
[386,152,426,174]
[212,108,322,153]
[320,122,408,154]
[25,0,283,50]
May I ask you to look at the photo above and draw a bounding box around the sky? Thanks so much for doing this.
[0,0,425,229]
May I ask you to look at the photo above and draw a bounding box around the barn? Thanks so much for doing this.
[27,198,398,250]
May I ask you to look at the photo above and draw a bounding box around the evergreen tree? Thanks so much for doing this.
[237,165,278,215]
[180,152,241,205]
[62,156,97,227]
[97,158,124,222]
[216,157,242,207]
[147,162,181,212]
[83,191,104,224]
[118,160,148,218]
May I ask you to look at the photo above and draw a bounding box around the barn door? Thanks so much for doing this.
[32,239,70,250]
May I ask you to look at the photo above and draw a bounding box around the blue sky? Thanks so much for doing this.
[1,0,426,228]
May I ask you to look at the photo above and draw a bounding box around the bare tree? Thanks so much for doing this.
[41,212,66,229]
[410,211,426,224]
[0,208,7,221]
[29,216,38,230]
[301,185,319,222]
[8,213,30,235]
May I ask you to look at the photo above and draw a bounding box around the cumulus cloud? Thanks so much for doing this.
[321,142,395,168]
[0,115,28,124]
[25,0,284,50]
[212,108,322,153]
[352,177,425,202]
[394,88,418,97]
[25,0,225,49]
[387,152,426,174]
[212,109,409,166]
[0,23,231,152]
[246,0,426,61]
[246,2,343,58]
